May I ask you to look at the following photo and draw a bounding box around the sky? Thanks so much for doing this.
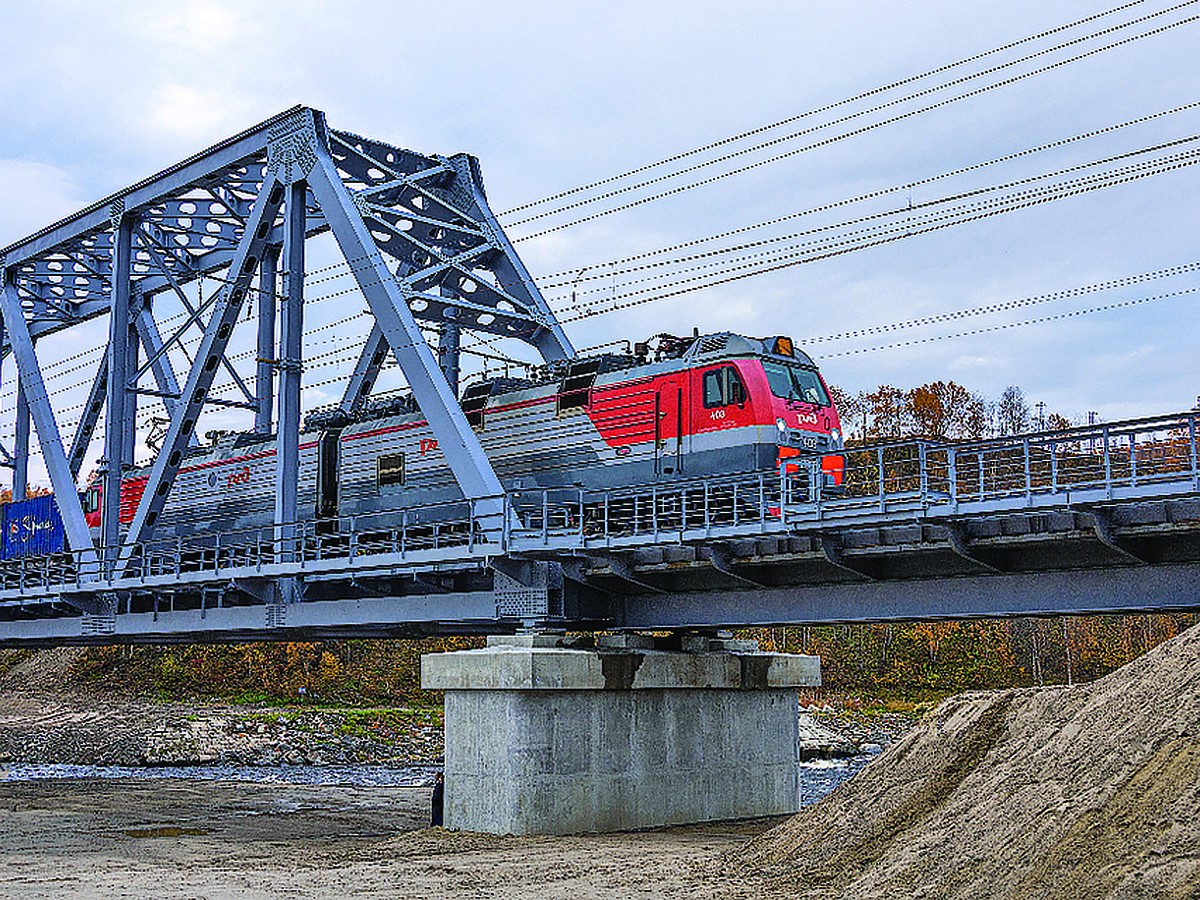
[0,0,1197,480]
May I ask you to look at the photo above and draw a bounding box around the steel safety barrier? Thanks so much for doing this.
[0,411,1196,608]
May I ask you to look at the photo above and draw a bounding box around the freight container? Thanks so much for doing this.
[2,495,66,559]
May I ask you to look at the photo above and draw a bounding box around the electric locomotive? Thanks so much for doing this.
[70,330,843,544]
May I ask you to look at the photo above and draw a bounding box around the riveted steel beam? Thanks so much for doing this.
[615,563,1200,628]
[275,180,306,586]
[13,374,29,498]
[339,322,387,417]
[307,140,507,505]
[0,107,302,271]
[0,278,100,590]
[102,208,134,572]
[254,245,279,433]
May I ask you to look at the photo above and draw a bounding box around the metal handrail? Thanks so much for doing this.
[1,411,1198,602]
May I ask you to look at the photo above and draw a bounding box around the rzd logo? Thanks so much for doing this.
[420,438,439,455]
[226,466,251,488]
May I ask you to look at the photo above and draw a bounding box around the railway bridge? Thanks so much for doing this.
[0,105,1197,837]
[0,107,1196,649]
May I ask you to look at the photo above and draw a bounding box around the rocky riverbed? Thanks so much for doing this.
[0,690,909,771]
[0,693,445,768]
[0,647,914,771]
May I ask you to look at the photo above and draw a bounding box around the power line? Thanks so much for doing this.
[819,285,1199,358]
[537,101,1200,286]
[804,262,1200,344]
[511,7,1200,239]
[552,145,1200,323]
[498,0,1158,216]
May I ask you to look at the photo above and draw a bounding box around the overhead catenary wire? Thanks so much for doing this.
[511,6,1200,240]
[818,285,1200,359]
[498,0,1158,216]
[551,146,1200,324]
[803,262,1200,344]
[539,142,1200,320]
[543,135,1200,302]
[537,101,1200,285]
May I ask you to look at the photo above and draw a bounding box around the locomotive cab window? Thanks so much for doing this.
[703,366,747,408]
[762,361,829,406]
[377,452,406,487]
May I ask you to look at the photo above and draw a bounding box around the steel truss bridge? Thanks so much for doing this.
[0,107,1197,646]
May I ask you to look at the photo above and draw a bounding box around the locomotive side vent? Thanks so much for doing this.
[696,334,729,356]
[460,382,493,430]
[557,358,603,416]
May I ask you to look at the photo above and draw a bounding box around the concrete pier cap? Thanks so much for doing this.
[421,633,821,835]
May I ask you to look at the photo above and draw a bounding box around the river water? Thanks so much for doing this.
[1,751,879,800]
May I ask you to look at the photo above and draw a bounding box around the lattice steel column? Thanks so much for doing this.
[255,246,279,434]
[13,375,28,499]
[103,206,134,570]
[0,277,99,587]
[275,181,305,571]
[439,322,461,398]
[121,318,138,470]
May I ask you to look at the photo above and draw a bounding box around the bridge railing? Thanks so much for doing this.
[0,496,508,603]
[794,410,1200,520]
[507,411,1200,543]
[1,412,1196,603]
[506,468,823,549]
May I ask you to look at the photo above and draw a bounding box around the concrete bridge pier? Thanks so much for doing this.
[420,634,821,835]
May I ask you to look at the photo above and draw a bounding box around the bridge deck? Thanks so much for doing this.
[0,413,1196,645]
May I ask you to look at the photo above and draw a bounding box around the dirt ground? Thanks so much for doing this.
[7,630,1200,898]
[731,624,1200,899]
[0,778,776,899]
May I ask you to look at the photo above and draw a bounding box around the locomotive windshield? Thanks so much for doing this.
[762,361,830,406]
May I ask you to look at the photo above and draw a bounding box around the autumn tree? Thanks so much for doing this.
[864,385,909,439]
[827,385,867,443]
[907,381,987,440]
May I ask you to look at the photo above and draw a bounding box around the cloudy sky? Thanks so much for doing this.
[1,0,1197,478]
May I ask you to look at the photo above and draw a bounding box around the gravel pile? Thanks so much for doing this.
[0,697,445,768]
[729,624,1200,898]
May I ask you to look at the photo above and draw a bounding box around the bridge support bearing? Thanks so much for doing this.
[421,636,820,835]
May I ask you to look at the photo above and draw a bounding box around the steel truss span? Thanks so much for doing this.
[0,106,571,609]
[0,108,1198,646]
[0,408,1196,645]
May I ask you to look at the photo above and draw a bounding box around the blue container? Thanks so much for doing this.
[2,495,67,559]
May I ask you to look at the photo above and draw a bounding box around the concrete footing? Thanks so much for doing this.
[421,634,821,834]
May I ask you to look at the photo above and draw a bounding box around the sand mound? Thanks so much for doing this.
[0,647,85,694]
[730,624,1200,899]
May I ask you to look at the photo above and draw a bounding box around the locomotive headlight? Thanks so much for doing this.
[830,428,843,448]
[776,417,788,438]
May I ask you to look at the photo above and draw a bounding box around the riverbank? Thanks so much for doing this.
[0,649,915,769]
[5,629,1197,897]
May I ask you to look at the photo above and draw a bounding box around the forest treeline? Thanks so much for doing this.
[58,378,1197,706]
[828,380,1072,443]
[65,613,1197,707]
